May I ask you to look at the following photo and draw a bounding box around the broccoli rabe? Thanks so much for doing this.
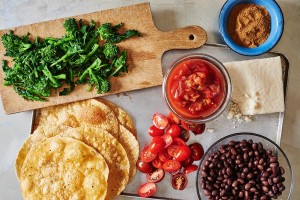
[1,18,140,101]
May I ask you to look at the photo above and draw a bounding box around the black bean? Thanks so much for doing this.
[280,167,285,175]
[204,190,211,196]
[258,164,264,171]
[250,187,257,193]
[270,162,279,168]
[212,190,219,196]
[245,183,252,190]
[259,158,265,165]
[269,156,277,163]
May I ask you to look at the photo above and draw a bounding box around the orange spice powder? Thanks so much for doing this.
[227,4,271,48]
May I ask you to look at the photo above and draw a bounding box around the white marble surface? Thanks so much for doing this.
[0,0,299,199]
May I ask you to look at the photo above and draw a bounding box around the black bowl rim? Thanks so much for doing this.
[218,0,285,57]
[195,132,294,200]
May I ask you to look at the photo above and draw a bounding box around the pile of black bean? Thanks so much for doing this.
[200,139,286,200]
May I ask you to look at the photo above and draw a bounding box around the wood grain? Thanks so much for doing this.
[0,2,207,114]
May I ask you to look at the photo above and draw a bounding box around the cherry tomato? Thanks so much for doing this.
[149,137,166,154]
[181,157,194,168]
[141,146,157,163]
[152,113,169,129]
[173,137,187,146]
[152,157,164,169]
[148,125,164,137]
[163,160,181,173]
[146,168,165,183]
[189,143,204,161]
[168,112,181,124]
[174,145,192,161]
[179,129,190,142]
[166,124,181,138]
[161,134,173,148]
[184,165,198,174]
[138,182,157,197]
[136,158,154,173]
[191,123,206,135]
[172,173,188,190]
[167,145,181,158]
[158,149,172,162]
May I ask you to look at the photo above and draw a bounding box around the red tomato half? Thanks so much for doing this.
[146,168,165,183]
[163,160,181,173]
[173,137,187,146]
[136,158,154,173]
[189,143,204,161]
[167,145,181,158]
[184,165,198,174]
[153,113,169,129]
[149,137,166,154]
[181,157,194,168]
[138,182,157,197]
[158,149,172,162]
[174,145,192,161]
[152,157,164,169]
[141,146,157,163]
[179,129,190,142]
[148,125,164,137]
[161,134,173,148]
[168,112,181,124]
[166,124,181,138]
[172,173,188,190]
[181,121,206,135]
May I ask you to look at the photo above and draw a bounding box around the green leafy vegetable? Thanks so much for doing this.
[1,18,140,101]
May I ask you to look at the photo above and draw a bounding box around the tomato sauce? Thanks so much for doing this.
[166,58,225,119]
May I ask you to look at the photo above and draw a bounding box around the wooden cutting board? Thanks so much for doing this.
[0,2,207,114]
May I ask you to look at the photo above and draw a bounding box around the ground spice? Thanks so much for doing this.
[227,4,271,48]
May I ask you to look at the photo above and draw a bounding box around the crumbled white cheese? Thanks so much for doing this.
[207,128,214,133]
[227,101,253,123]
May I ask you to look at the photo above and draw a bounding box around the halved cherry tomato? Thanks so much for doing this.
[191,123,206,135]
[141,146,157,163]
[179,129,190,142]
[163,160,181,173]
[168,112,181,124]
[181,157,194,168]
[189,143,204,161]
[149,137,166,154]
[174,145,192,161]
[136,158,154,173]
[153,113,169,129]
[173,137,187,146]
[148,125,164,137]
[152,157,164,169]
[161,134,173,148]
[172,173,188,190]
[167,145,181,158]
[166,124,181,138]
[146,168,165,183]
[158,149,172,162]
[184,165,198,174]
[138,182,157,197]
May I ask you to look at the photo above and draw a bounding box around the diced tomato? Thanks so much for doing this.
[166,124,181,138]
[152,157,164,169]
[138,182,157,197]
[136,158,154,173]
[183,165,198,174]
[173,145,191,161]
[149,137,166,154]
[146,169,165,183]
[141,146,157,163]
[152,113,169,129]
[158,149,172,162]
[161,134,173,148]
[163,160,181,173]
[168,112,181,124]
[148,125,164,137]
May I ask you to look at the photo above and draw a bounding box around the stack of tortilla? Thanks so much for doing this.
[15,98,139,200]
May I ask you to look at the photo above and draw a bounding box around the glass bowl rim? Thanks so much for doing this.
[162,53,232,124]
[195,132,294,200]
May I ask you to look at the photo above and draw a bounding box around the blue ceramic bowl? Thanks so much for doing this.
[219,0,284,56]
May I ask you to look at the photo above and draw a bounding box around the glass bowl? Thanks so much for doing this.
[219,0,284,56]
[196,132,293,200]
[162,53,231,124]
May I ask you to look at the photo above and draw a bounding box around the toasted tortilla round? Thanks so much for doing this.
[16,126,130,200]
[96,98,137,138]
[20,137,108,200]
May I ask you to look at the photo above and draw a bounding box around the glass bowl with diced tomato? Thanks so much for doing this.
[162,54,231,124]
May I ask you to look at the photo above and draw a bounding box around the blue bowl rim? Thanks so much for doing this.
[195,132,294,200]
[219,0,285,56]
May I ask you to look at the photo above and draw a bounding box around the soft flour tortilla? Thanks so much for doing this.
[96,98,137,138]
[16,126,130,200]
[20,137,109,200]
